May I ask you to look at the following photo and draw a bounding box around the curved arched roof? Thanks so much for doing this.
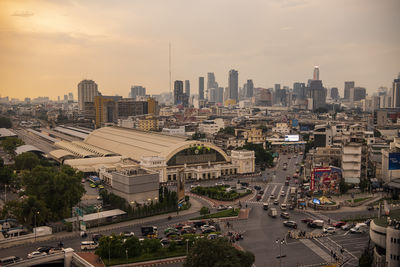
[15,145,44,155]
[84,127,229,163]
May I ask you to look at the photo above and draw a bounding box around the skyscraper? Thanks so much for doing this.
[78,79,99,111]
[207,73,216,90]
[199,77,204,100]
[293,82,306,100]
[228,69,238,102]
[308,80,326,110]
[353,87,366,101]
[344,81,355,100]
[313,66,320,80]
[174,80,184,105]
[216,87,224,104]
[68,92,73,101]
[130,86,146,99]
[185,80,190,97]
[392,74,400,108]
[246,79,254,98]
[330,87,339,100]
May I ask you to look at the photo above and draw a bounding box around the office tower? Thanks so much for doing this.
[209,88,217,102]
[353,87,366,101]
[293,82,306,100]
[216,87,224,104]
[130,86,146,99]
[68,92,73,101]
[344,81,355,100]
[174,80,184,105]
[78,79,99,111]
[94,95,122,127]
[246,80,254,98]
[64,95,68,101]
[308,80,326,110]
[228,69,238,102]
[117,99,149,118]
[392,74,400,108]
[199,77,204,100]
[57,96,60,102]
[185,80,190,97]
[330,87,339,100]
[313,66,320,80]
[207,73,216,90]
[274,84,285,105]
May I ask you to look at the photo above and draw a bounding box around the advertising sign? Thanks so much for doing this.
[292,119,299,127]
[284,135,299,142]
[389,153,400,170]
[311,167,342,193]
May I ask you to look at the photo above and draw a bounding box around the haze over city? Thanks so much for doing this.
[1,0,399,99]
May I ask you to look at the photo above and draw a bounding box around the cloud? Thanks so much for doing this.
[12,10,34,17]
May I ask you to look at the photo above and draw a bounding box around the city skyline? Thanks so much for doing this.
[0,0,399,99]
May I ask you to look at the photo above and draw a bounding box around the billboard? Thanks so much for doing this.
[284,135,299,142]
[311,167,342,193]
[389,153,400,170]
[292,119,299,127]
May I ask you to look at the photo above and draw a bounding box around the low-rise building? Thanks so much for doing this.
[199,118,224,135]
[341,144,362,184]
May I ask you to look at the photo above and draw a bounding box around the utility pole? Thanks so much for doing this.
[276,237,286,267]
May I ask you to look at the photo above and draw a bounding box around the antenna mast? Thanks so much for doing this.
[169,42,172,97]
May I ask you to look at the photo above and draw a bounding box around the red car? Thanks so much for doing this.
[286,176,291,181]
[332,221,346,228]
[301,218,313,224]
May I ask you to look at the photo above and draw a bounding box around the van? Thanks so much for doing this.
[280,204,287,211]
[350,223,368,233]
[268,208,277,218]
[0,256,21,266]
[80,241,98,250]
[309,219,324,228]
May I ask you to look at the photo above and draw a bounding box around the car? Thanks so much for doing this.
[273,200,279,205]
[215,182,224,186]
[193,221,206,228]
[295,162,299,165]
[283,220,297,229]
[256,194,262,201]
[92,234,103,242]
[27,251,47,259]
[270,194,276,199]
[280,212,290,219]
[288,156,291,159]
[323,227,336,234]
[166,231,180,237]
[332,221,346,228]
[217,205,227,211]
[285,181,289,186]
[364,219,372,226]
[280,203,287,211]
[254,185,261,190]
[259,190,264,194]
[367,205,374,211]
[341,224,354,231]
[98,185,104,189]
[164,227,178,234]
[301,218,313,224]
[181,226,195,234]
[160,238,170,245]
[280,190,286,197]
[191,184,200,189]
[202,228,215,234]
[90,183,97,188]
[286,176,291,181]
[49,247,64,254]
[36,246,53,254]
[81,179,86,183]
[175,223,185,230]
[122,231,135,237]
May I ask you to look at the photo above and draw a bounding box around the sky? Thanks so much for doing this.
[0,0,399,100]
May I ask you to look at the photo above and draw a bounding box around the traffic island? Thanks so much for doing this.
[288,230,330,239]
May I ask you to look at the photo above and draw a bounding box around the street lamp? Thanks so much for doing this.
[108,236,113,265]
[275,237,286,267]
[186,239,189,255]
[125,249,128,264]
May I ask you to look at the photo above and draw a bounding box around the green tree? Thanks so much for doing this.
[192,132,206,140]
[15,152,40,170]
[124,236,142,257]
[22,165,85,220]
[200,206,210,215]
[219,126,235,136]
[1,137,24,157]
[184,238,255,267]
[142,238,162,253]
[0,165,13,185]
[0,116,12,128]
[238,143,273,166]
[95,235,125,259]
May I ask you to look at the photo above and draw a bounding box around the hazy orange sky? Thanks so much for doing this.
[0,0,399,100]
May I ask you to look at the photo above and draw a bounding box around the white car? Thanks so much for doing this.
[323,227,336,234]
[190,184,200,189]
[27,251,46,259]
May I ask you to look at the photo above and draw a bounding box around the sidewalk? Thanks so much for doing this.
[0,197,203,249]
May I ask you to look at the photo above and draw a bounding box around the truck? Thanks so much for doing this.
[290,187,297,195]
[141,226,158,237]
[268,208,277,218]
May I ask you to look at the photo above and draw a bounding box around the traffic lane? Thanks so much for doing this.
[239,204,327,266]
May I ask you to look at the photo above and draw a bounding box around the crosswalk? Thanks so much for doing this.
[299,239,332,262]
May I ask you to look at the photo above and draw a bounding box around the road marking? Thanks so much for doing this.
[283,186,290,203]
[326,236,358,260]
[261,184,270,201]
[268,185,277,203]
[300,239,332,262]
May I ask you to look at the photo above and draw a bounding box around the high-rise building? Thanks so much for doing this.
[94,95,122,127]
[353,87,366,101]
[78,79,99,111]
[330,87,339,100]
[68,92,73,101]
[308,80,326,110]
[130,86,146,99]
[228,69,238,102]
[117,99,148,118]
[246,80,254,98]
[185,80,190,97]
[64,95,68,101]
[174,80,184,105]
[392,74,400,108]
[199,77,205,100]
[216,87,224,104]
[313,66,320,80]
[207,73,216,90]
[57,96,60,102]
[293,82,306,100]
[344,81,355,100]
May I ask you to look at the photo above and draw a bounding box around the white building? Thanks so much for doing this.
[341,144,362,184]
[272,123,290,134]
[77,79,99,111]
[199,118,225,135]
[231,150,255,174]
[162,126,186,136]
